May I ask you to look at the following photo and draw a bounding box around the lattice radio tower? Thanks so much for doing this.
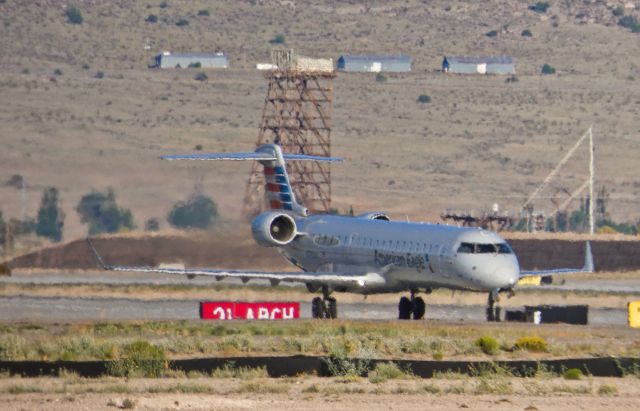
[243,50,336,216]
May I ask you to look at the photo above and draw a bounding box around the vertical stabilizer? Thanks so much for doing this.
[256,144,302,213]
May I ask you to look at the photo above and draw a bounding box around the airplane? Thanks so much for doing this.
[89,143,594,321]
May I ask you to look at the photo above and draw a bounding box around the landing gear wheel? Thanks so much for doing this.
[327,297,338,319]
[486,290,501,322]
[412,297,426,320]
[311,297,323,319]
[398,296,412,320]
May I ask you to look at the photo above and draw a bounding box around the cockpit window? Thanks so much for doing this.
[456,242,513,254]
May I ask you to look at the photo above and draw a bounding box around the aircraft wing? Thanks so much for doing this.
[519,241,594,277]
[87,239,385,288]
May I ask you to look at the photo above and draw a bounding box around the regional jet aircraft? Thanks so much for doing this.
[90,144,593,321]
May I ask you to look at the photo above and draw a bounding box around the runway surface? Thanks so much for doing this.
[0,295,628,325]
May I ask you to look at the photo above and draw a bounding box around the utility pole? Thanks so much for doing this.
[588,126,595,235]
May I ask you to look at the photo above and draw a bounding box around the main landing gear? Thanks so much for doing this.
[486,288,512,322]
[398,290,426,320]
[311,285,338,319]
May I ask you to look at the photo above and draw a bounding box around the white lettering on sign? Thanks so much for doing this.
[283,307,295,319]
[258,307,269,319]
[246,308,255,319]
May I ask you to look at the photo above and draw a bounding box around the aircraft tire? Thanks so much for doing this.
[327,297,338,319]
[312,297,323,319]
[412,297,426,320]
[398,296,412,320]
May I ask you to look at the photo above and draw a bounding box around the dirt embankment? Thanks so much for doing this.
[5,232,640,272]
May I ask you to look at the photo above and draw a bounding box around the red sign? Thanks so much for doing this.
[200,301,300,320]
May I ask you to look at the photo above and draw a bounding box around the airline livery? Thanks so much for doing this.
[90,144,593,321]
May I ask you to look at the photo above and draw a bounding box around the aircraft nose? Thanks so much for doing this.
[493,266,519,288]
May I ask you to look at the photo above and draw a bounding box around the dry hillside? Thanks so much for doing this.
[0,0,639,243]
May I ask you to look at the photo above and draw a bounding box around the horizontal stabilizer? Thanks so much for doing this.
[161,152,342,162]
[520,241,594,277]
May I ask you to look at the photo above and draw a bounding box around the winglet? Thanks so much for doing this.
[583,241,594,273]
[86,238,111,270]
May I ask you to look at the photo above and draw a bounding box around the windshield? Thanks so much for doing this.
[457,242,513,254]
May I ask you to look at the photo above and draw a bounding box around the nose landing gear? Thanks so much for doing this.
[398,290,426,320]
[487,289,506,322]
[311,285,338,319]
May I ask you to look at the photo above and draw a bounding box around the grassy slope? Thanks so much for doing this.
[0,0,639,241]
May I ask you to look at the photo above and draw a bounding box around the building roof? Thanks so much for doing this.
[447,56,513,64]
[339,54,411,63]
[159,52,227,59]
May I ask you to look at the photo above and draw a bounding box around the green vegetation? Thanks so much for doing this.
[76,188,135,235]
[187,62,202,68]
[146,14,158,23]
[168,194,217,229]
[514,336,548,352]
[94,71,105,79]
[612,6,624,17]
[541,63,556,74]
[106,340,166,377]
[36,187,65,242]
[368,362,410,383]
[521,29,532,37]
[53,68,63,76]
[475,336,499,355]
[175,18,189,27]
[485,30,498,38]
[65,6,83,25]
[563,368,583,380]
[194,72,208,81]
[417,94,431,104]
[197,9,210,16]
[144,217,160,231]
[618,15,640,33]
[598,384,618,395]
[529,2,550,13]
[375,72,387,82]
[159,1,168,8]
[270,34,286,44]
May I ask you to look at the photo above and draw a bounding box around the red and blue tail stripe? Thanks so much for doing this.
[264,165,294,211]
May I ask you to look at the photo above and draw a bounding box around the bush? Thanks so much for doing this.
[107,340,166,378]
[476,336,499,355]
[168,194,217,229]
[144,218,160,231]
[159,1,168,8]
[94,71,104,79]
[0,211,5,247]
[146,14,158,23]
[618,15,640,32]
[188,62,202,68]
[612,6,624,17]
[541,63,556,74]
[194,72,208,81]
[368,362,407,383]
[5,174,24,189]
[485,30,498,37]
[82,64,90,70]
[417,94,431,104]
[375,72,387,82]
[65,6,83,24]
[53,68,63,76]
[9,218,36,237]
[270,34,286,44]
[36,187,65,242]
[175,18,189,27]
[197,9,210,16]
[563,368,583,380]
[521,29,533,37]
[514,336,548,352]
[76,188,135,235]
[529,2,550,13]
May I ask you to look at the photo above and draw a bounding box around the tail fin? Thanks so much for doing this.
[161,144,341,215]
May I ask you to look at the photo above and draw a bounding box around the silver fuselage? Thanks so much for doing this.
[280,214,520,294]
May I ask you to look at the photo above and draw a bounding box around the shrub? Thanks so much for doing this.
[5,174,24,189]
[194,72,208,81]
[65,6,83,24]
[194,144,203,151]
[514,336,548,352]
[598,384,618,395]
[618,15,640,32]
[159,1,168,8]
[197,9,210,16]
[168,194,217,229]
[521,29,533,37]
[541,63,556,74]
[612,6,624,17]
[375,72,387,82]
[368,362,407,383]
[94,71,105,79]
[144,218,160,231]
[146,14,158,23]
[9,218,36,237]
[485,30,498,37]
[529,2,550,13]
[82,63,90,70]
[175,18,189,26]
[76,188,135,235]
[107,340,166,378]
[36,187,65,242]
[476,336,499,355]
[0,211,5,247]
[563,368,583,380]
[188,62,202,68]
[53,68,63,76]
[417,94,431,104]
[270,34,286,44]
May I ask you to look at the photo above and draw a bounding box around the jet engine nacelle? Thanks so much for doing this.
[251,211,298,247]
[357,211,390,221]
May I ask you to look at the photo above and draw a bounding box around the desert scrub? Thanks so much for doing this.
[514,336,548,352]
[106,340,166,378]
[476,336,499,355]
[368,362,409,383]
[563,368,583,380]
[210,362,268,379]
[597,384,618,395]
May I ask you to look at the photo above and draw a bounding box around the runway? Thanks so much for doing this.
[0,295,628,325]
